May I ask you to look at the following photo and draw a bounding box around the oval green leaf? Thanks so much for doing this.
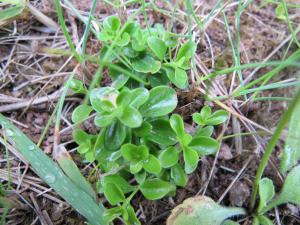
[140,178,171,200]
[140,86,177,118]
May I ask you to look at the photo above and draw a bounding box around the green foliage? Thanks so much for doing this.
[169,110,223,174]
[97,16,196,89]
[254,166,300,223]
[0,0,26,21]
[167,196,246,225]
[257,178,275,213]
[280,93,300,172]
[71,79,226,224]
[0,114,107,225]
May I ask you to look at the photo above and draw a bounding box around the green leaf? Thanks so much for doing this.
[207,110,229,125]
[85,151,95,162]
[195,126,214,137]
[73,129,90,145]
[118,106,143,128]
[176,41,196,62]
[116,89,132,107]
[222,220,240,225]
[255,215,274,225]
[131,28,146,52]
[130,161,144,174]
[192,113,206,126]
[280,97,300,172]
[103,15,120,32]
[258,178,275,213]
[163,66,188,89]
[90,87,117,112]
[69,79,86,93]
[140,86,177,117]
[146,119,177,146]
[103,206,123,222]
[193,109,228,126]
[175,68,188,89]
[102,175,135,194]
[117,32,130,46]
[275,3,285,20]
[188,136,219,156]
[111,74,129,89]
[159,147,179,168]
[129,88,149,108]
[148,71,170,87]
[71,105,93,124]
[171,164,187,187]
[0,5,24,21]
[132,55,161,74]
[140,179,171,200]
[94,111,115,127]
[104,121,126,150]
[170,114,185,140]
[266,165,300,210]
[78,143,91,154]
[147,37,167,60]
[125,204,141,225]
[135,170,146,184]
[200,106,212,119]
[55,147,96,200]
[167,196,246,225]
[103,182,125,205]
[121,144,149,162]
[0,114,107,225]
[134,121,152,137]
[143,155,162,174]
[183,147,199,174]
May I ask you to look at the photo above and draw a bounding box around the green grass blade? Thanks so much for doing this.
[250,88,300,210]
[280,88,300,172]
[81,0,97,55]
[0,5,24,21]
[55,146,97,200]
[53,0,81,62]
[0,114,107,225]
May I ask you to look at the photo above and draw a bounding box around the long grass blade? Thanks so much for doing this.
[0,114,107,225]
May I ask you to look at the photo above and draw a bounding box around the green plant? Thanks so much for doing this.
[0,0,26,21]
[0,114,107,225]
[167,196,246,225]
[96,15,196,89]
[70,77,227,224]
[165,89,300,225]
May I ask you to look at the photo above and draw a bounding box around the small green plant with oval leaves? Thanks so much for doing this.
[70,77,228,224]
[167,89,300,225]
[97,15,196,89]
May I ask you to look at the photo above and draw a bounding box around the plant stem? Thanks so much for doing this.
[249,88,300,211]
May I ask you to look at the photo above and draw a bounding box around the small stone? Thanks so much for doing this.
[229,181,250,207]
[219,143,233,160]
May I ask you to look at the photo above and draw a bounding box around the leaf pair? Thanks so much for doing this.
[73,129,98,162]
[102,181,140,225]
[192,106,229,126]
[90,86,177,129]
[98,15,130,47]
[258,165,300,215]
[170,114,220,174]
[121,144,161,174]
[91,87,144,128]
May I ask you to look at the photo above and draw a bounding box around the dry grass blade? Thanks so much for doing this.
[0,114,107,225]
